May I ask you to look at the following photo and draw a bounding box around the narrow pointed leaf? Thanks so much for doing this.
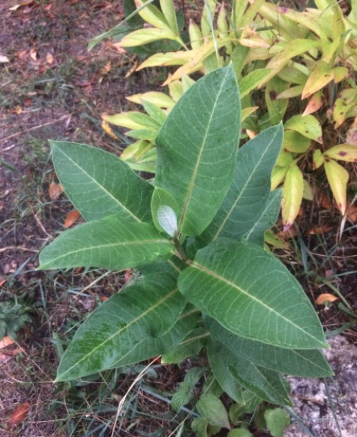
[56,274,186,381]
[50,142,153,222]
[244,189,282,246]
[206,318,333,378]
[156,66,241,236]
[120,28,177,47]
[201,124,283,244]
[282,164,303,231]
[159,0,179,35]
[324,158,349,214]
[302,62,334,99]
[39,217,173,271]
[134,0,172,33]
[178,239,328,350]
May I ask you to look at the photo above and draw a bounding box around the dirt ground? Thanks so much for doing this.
[1,1,357,436]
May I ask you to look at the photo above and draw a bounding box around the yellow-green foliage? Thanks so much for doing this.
[101,0,357,230]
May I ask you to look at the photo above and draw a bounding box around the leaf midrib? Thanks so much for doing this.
[41,239,173,268]
[190,261,326,349]
[57,287,179,380]
[212,128,280,241]
[53,144,142,222]
[178,68,231,234]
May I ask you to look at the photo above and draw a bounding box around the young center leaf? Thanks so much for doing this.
[39,217,173,271]
[50,141,153,222]
[151,187,179,235]
[206,317,332,378]
[56,273,186,381]
[156,65,241,236]
[178,239,328,350]
[201,123,283,244]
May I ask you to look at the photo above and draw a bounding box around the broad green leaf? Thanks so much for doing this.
[207,340,244,404]
[302,62,334,99]
[282,164,303,231]
[191,418,210,437]
[229,392,262,423]
[151,187,179,234]
[264,409,290,437]
[50,142,153,222]
[120,28,177,47]
[196,394,230,430]
[228,357,291,406]
[239,69,274,98]
[178,239,328,350]
[112,307,200,368]
[156,66,241,236]
[172,367,203,412]
[228,430,253,437]
[324,144,357,162]
[56,274,185,381]
[157,206,178,237]
[126,91,175,109]
[159,0,179,35]
[206,318,333,378]
[139,254,184,277]
[201,124,283,243]
[162,327,208,363]
[285,114,322,143]
[39,217,173,271]
[283,131,311,153]
[244,189,282,247]
[324,158,349,214]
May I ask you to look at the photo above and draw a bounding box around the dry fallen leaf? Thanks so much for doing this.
[0,336,15,348]
[0,55,10,63]
[29,48,37,62]
[246,129,257,139]
[9,0,35,11]
[46,52,54,65]
[8,403,30,426]
[15,105,22,115]
[48,182,63,200]
[102,120,119,140]
[316,293,338,305]
[309,224,333,235]
[125,60,138,78]
[64,210,81,228]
